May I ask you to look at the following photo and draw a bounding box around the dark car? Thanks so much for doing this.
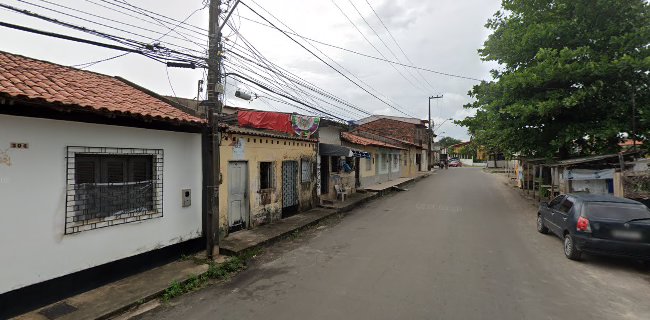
[537,193,650,261]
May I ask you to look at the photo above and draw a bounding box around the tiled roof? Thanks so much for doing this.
[221,124,317,142]
[356,115,427,126]
[341,132,404,149]
[0,51,204,124]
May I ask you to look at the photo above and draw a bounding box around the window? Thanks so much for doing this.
[379,153,388,172]
[260,162,273,189]
[548,195,565,208]
[331,156,340,173]
[365,156,372,171]
[66,147,163,234]
[559,198,574,213]
[301,159,311,182]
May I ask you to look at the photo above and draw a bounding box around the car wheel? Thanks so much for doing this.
[564,234,582,261]
[536,214,549,234]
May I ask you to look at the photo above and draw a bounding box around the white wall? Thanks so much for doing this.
[318,126,342,145]
[0,115,203,294]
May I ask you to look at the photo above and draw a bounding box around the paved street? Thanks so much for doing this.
[140,168,650,320]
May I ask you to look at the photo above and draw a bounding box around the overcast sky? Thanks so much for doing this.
[0,0,501,140]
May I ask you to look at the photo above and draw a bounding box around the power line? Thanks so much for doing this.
[86,0,480,82]
[340,0,428,93]
[232,12,483,82]
[224,72,348,121]
[0,3,209,66]
[240,0,414,117]
[227,46,368,119]
[71,52,129,68]
[363,0,438,92]
[28,0,206,49]
[13,0,205,55]
[226,24,369,119]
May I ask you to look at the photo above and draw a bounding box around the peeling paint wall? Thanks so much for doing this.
[219,133,317,234]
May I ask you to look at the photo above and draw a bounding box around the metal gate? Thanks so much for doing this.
[282,160,299,218]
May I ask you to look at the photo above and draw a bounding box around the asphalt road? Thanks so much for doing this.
[139,168,650,320]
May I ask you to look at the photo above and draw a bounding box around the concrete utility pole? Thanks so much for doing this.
[205,0,223,260]
[428,95,442,170]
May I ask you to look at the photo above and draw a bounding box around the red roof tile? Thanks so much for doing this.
[341,132,404,149]
[0,51,204,124]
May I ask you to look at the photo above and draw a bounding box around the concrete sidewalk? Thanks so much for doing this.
[15,258,211,320]
[362,171,434,194]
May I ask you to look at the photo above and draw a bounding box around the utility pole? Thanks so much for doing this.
[428,95,442,170]
[205,0,222,260]
[631,88,637,152]
[428,95,443,135]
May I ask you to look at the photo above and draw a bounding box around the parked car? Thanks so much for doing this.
[537,193,650,261]
[449,160,462,167]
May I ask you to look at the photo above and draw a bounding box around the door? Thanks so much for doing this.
[282,160,299,218]
[228,161,249,233]
[320,156,329,194]
[554,197,575,235]
[543,195,565,235]
[354,157,361,188]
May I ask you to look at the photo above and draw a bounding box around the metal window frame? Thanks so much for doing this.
[65,146,164,235]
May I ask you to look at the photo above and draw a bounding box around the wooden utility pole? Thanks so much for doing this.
[205,0,222,260]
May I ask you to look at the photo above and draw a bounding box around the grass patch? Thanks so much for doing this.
[162,249,264,302]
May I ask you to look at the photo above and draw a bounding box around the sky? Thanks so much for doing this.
[0,0,502,140]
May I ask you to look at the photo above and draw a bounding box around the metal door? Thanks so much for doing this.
[282,160,299,218]
[228,161,248,232]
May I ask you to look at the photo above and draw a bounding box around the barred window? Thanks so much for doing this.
[260,161,274,189]
[66,147,163,234]
[301,159,311,182]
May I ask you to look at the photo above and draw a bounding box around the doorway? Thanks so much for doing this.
[227,161,249,233]
[282,160,299,218]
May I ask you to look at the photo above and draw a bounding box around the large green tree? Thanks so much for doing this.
[460,0,649,158]
[437,136,463,148]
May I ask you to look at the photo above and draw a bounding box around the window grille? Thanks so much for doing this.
[65,147,163,234]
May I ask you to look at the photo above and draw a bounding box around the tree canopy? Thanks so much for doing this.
[438,136,463,149]
[460,0,649,158]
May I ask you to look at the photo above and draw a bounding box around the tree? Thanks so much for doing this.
[438,136,463,149]
[460,0,650,158]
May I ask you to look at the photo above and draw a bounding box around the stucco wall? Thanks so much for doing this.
[317,126,342,145]
[219,134,317,234]
[0,115,203,294]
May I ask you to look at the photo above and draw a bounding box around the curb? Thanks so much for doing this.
[85,173,433,319]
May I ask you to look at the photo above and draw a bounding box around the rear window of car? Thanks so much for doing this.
[584,202,650,221]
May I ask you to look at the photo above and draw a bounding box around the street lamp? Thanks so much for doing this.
[434,118,453,133]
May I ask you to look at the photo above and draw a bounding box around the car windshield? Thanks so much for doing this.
[584,202,650,221]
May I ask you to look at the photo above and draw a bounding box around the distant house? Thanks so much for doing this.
[355,115,432,171]
[0,51,206,317]
[316,120,369,202]
[341,132,406,188]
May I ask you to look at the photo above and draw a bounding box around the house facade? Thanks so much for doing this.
[0,51,206,317]
[355,116,431,171]
[341,132,406,187]
[218,124,318,235]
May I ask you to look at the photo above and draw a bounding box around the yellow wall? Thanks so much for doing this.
[219,133,317,236]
